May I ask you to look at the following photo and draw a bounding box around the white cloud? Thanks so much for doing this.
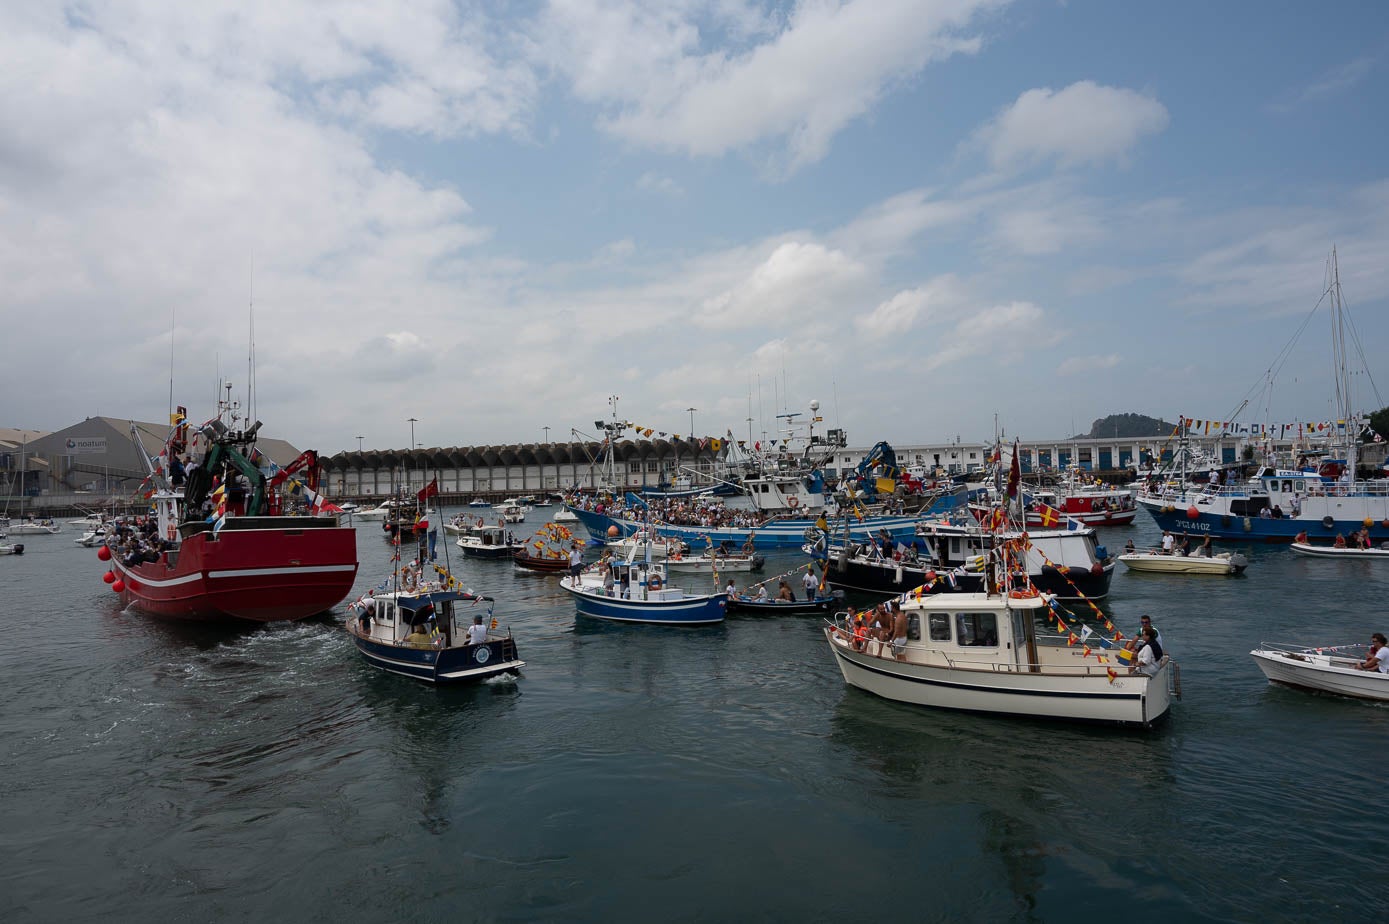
[1057,354,1121,376]
[975,81,1169,171]
[1268,56,1378,112]
[636,172,684,197]
[857,275,968,339]
[542,0,1005,172]
[697,241,868,328]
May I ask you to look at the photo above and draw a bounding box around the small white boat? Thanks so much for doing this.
[75,528,107,548]
[553,508,579,523]
[68,513,108,528]
[1250,643,1389,701]
[825,591,1176,727]
[0,535,24,555]
[6,518,61,535]
[351,501,394,521]
[1290,541,1389,559]
[493,502,527,523]
[1118,550,1248,575]
[664,551,766,574]
[605,531,688,560]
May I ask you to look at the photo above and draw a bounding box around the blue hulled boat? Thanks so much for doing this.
[562,499,967,550]
[560,554,725,625]
[347,584,524,683]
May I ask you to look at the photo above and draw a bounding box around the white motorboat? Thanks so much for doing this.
[552,508,579,523]
[6,518,61,535]
[493,501,527,523]
[605,531,688,560]
[1290,541,1389,559]
[825,591,1176,727]
[1118,550,1248,575]
[664,550,766,574]
[68,513,108,528]
[75,528,107,548]
[351,500,394,520]
[0,542,23,555]
[1250,643,1389,701]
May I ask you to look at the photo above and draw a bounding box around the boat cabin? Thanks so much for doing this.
[357,592,470,647]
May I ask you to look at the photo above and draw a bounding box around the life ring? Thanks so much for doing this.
[649,577,662,591]
[1321,515,1335,529]
[787,496,800,509]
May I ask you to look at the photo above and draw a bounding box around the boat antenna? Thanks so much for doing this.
[247,257,256,428]
[168,304,176,424]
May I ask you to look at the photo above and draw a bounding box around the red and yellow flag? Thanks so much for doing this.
[1036,504,1060,528]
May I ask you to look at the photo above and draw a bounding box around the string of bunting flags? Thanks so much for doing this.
[1171,416,1379,439]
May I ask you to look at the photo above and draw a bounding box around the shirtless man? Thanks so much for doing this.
[890,601,909,660]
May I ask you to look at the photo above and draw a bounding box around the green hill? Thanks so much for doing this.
[1074,414,1176,440]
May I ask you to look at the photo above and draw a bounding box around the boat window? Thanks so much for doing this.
[956,612,998,647]
[907,614,921,641]
[1281,480,1292,493]
[928,613,951,641]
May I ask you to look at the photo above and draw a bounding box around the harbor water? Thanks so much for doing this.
[2,513,1386,922]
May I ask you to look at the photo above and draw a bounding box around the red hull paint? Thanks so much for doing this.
[1024,509,1138,528]
[109,525,358,622]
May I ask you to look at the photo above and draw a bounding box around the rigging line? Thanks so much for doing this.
[1223,286,1328,421]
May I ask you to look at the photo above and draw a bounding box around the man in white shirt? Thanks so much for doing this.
[1355,633,1388,672]
[1160,531,1174,554]
[466,615,489,646]
[801,567,819,599]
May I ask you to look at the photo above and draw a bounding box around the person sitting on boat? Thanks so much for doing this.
[404,622,434,649]
[1131,628,1163,676]
[1125,615,1163,653]
[754,584,769,602]
[1353,633,1388,672]
[1124,539,1136,554]
[851,614,869,652]
[1357,527,1372,549]
[777,581,795,602]
[725,579,736,597]
[1271,505,1284,519]
[1333,533,1348,549]
[466,615,489,646]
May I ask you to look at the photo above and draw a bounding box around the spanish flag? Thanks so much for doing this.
[1106,668,1118,684]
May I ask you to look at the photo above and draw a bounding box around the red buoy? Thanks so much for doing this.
[1186,505,1200,519]
[102,571,115,584]
[97,545,112,561]
[111,580,125,593]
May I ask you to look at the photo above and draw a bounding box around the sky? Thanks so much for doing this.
[3,0,1388,453]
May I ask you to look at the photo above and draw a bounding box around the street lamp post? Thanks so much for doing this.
[408,417,418,450]
[356,435,364,452]
[543,426,550,444]
[687,407,697,438]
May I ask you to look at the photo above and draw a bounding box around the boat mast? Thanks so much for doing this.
[1330,247,1358,476]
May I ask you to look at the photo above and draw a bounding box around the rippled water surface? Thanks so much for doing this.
[2,515,1386,922]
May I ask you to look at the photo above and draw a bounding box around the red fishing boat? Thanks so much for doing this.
[98,407,358,622]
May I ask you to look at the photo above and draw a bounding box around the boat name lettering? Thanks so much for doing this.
[1175,520,1212,532]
